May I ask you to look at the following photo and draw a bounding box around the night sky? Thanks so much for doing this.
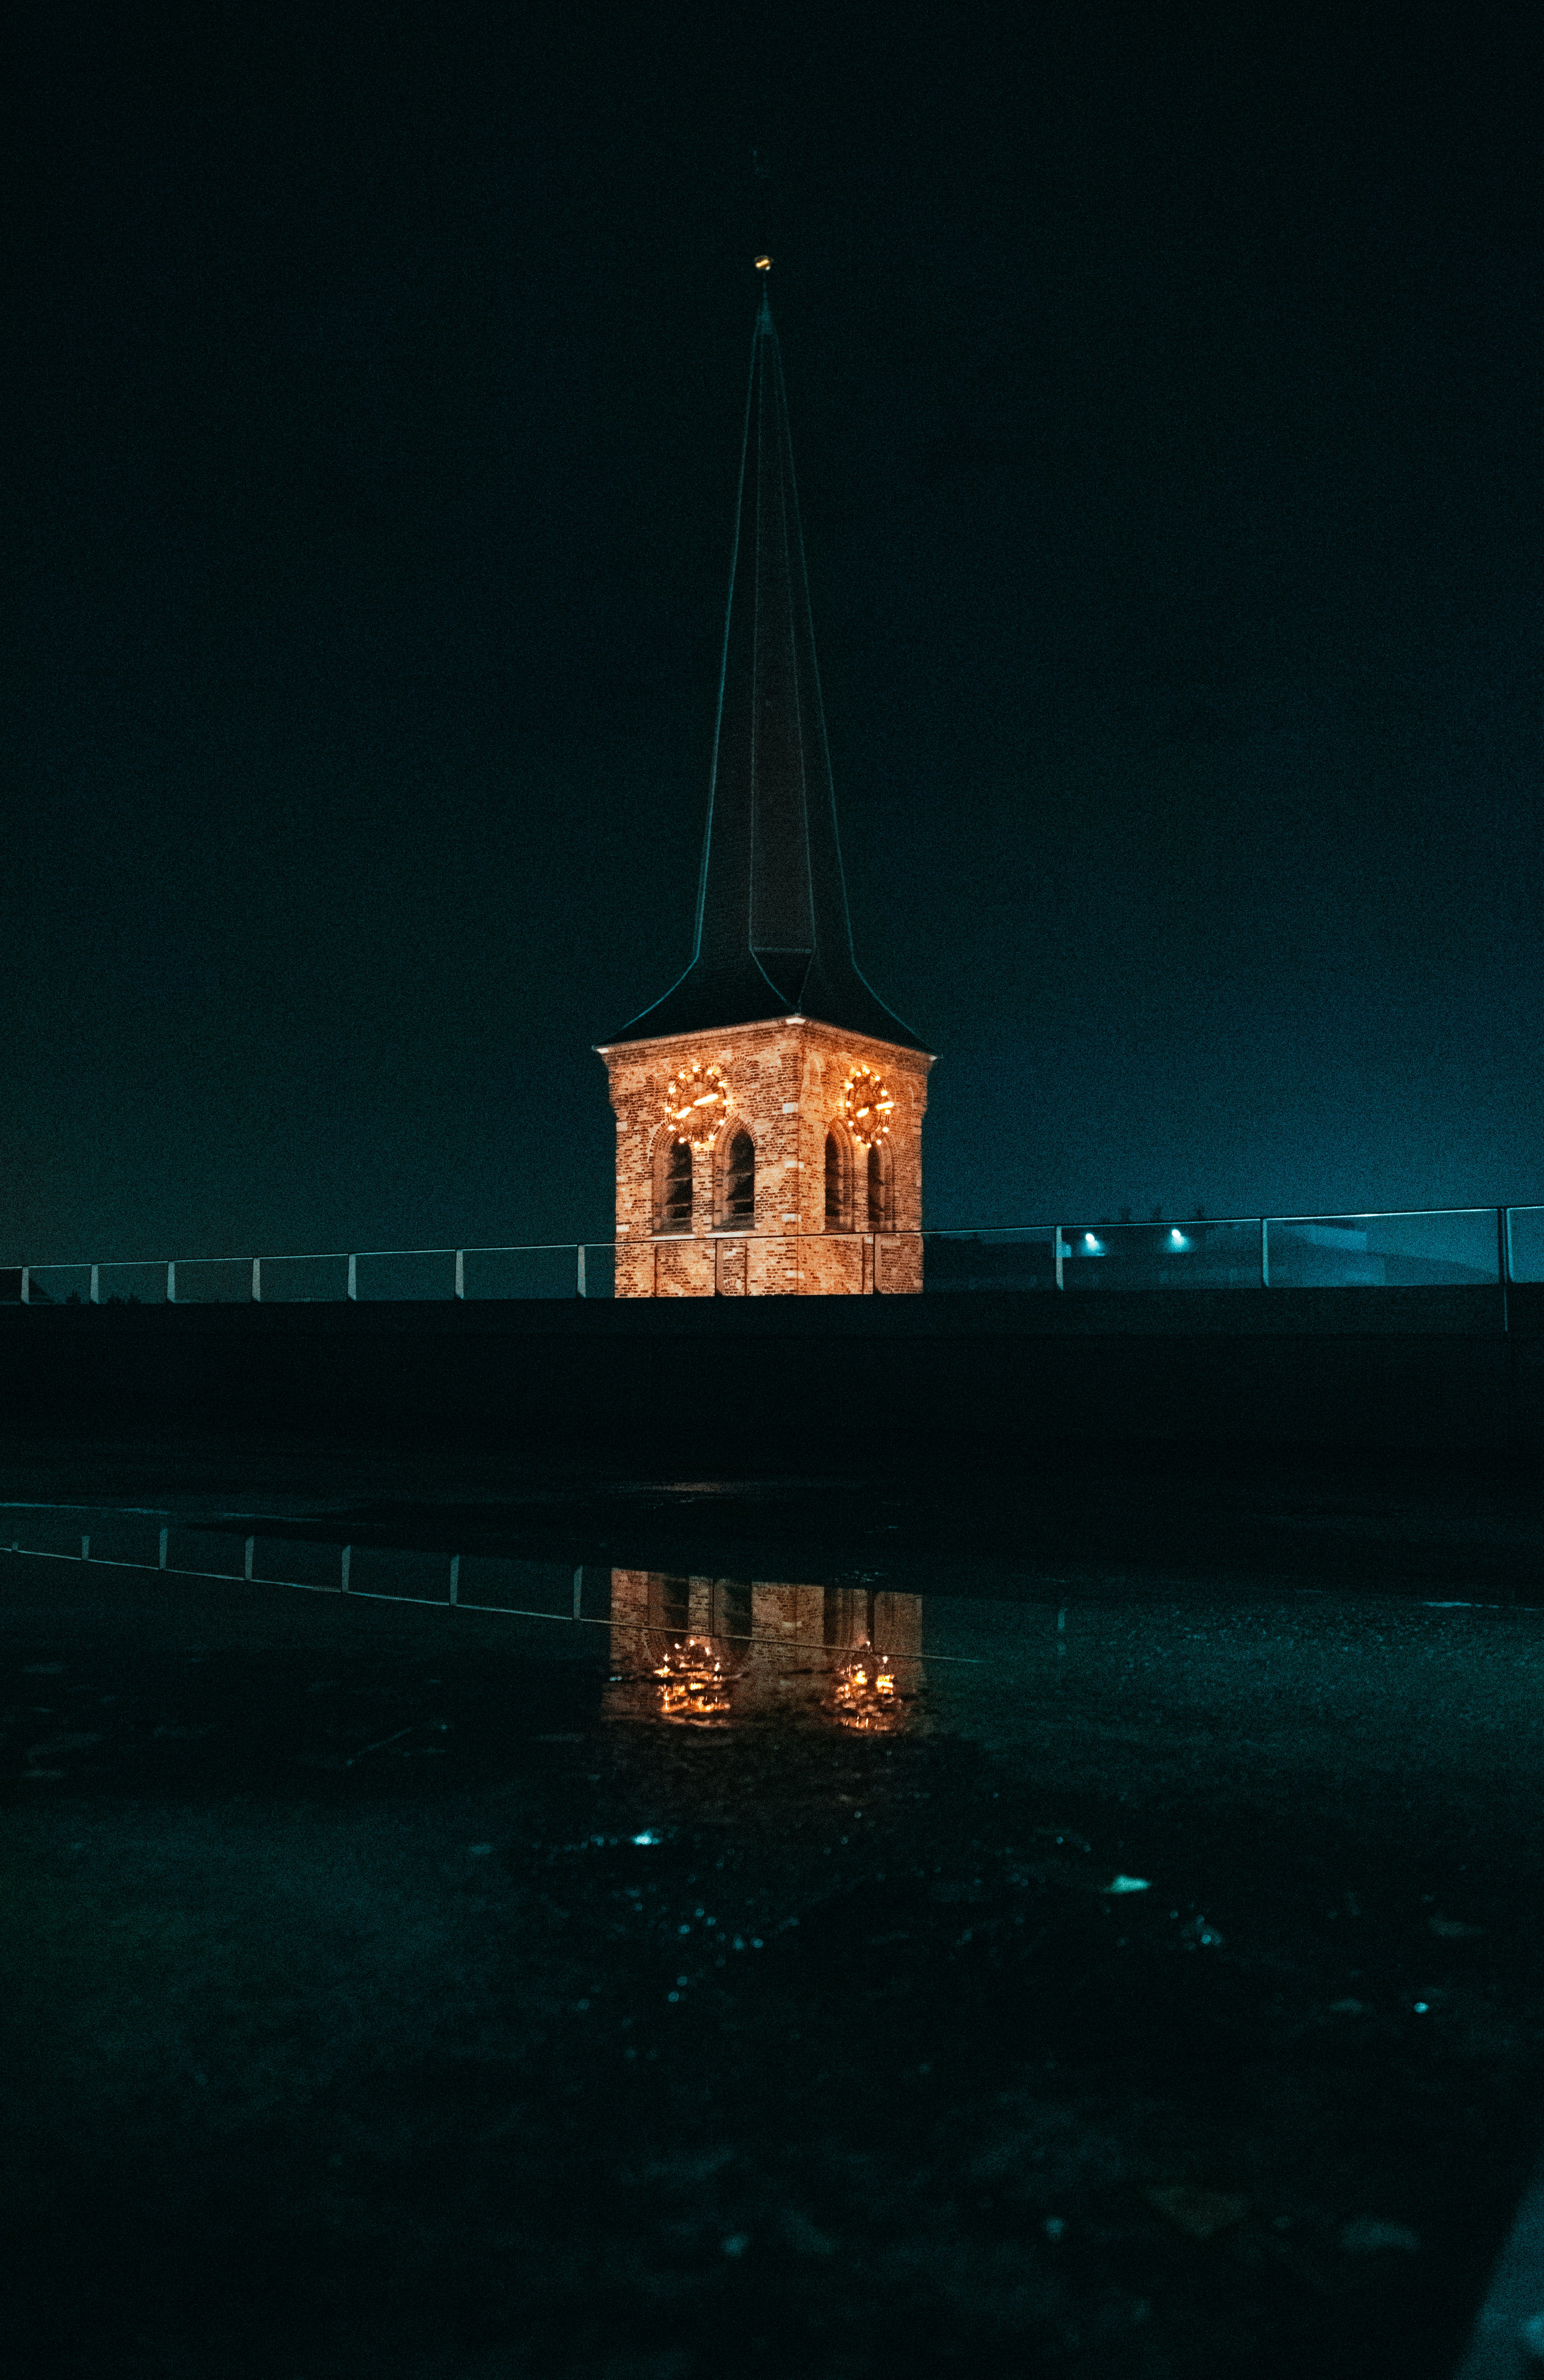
[8,4,1544,1266]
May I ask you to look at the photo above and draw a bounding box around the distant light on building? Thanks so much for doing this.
[1169,1228,1188,1248]
[1083,1232,1100,1252]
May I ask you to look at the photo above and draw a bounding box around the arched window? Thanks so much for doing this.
[657,1138,692,1235]
[825,1130,851,1231]
[721,1129,755,1227]
[867,1142,894,1231]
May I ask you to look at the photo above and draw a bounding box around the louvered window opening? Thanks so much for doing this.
[868,1144,893,1231]
[660,1140,692,1234]
[825,1132,849,1230]
[723,1131,755,1224]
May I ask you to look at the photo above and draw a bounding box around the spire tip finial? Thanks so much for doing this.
[754,254,772,273]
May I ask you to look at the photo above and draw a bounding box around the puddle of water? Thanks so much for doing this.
[4,1486,1542,2378]
[6,1499,1541,1783]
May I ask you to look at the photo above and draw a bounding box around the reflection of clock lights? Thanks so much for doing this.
[662,1061,729,1150]
[833,1641,903,1732]
[654,1636,735,1724]
[841,1065,895,1148]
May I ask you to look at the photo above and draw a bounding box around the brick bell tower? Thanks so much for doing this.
[597,264,933,1297]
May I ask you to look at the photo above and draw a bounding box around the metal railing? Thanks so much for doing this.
[913,1218,1542,1295]
[921,1205,1543,1295]
[5,1205,1542,1305]
[7,1240,615,1305]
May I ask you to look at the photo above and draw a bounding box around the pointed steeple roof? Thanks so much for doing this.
[607,279,925,1051]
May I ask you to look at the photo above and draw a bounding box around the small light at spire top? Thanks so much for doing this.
[754,254,772,272]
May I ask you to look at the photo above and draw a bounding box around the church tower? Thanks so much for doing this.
[597,268,933,1297]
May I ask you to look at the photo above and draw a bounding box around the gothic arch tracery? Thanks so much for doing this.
[713,1120,756,1229]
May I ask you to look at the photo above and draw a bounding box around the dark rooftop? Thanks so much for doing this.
[606,282,925,1052]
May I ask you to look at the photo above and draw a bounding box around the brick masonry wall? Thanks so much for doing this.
[598,1019,933,1298]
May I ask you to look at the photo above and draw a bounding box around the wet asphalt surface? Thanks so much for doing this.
[4,1437,1544,2378]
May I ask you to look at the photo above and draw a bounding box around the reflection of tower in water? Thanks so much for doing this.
[605,1572,924,1731]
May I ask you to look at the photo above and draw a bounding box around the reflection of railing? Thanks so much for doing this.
[0,1517,973,1680]
[6,1205,1542,1304]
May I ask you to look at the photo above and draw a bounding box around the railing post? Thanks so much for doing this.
[90,1264,100,1304]
[1053,1226,1064,1290]
[576,1244,587,1298]
[159,1527,168,1570]
[19,1268,29,1305]
[341,1544,351,1592]
[454,1250,464,1300]
[573,1565,584,1619]
[251,1257,262,1303]
[1498,1206,1510,1334]
[1260,1218,1270,1288]
[449,1555,460,1606]
[167,1261,176,1304]
[244,1536,254,1580]
[347,1254,358,1301]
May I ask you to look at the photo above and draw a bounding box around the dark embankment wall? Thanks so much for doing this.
[1,1287,1540,1458]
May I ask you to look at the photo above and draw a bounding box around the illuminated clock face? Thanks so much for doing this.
[841,1064,895,1147]
[662,1061,729,1150]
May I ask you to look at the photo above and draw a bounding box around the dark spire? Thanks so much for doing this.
[607,270,924,1049]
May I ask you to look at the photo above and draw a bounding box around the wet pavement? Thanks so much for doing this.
[4,1439,1544,2378]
